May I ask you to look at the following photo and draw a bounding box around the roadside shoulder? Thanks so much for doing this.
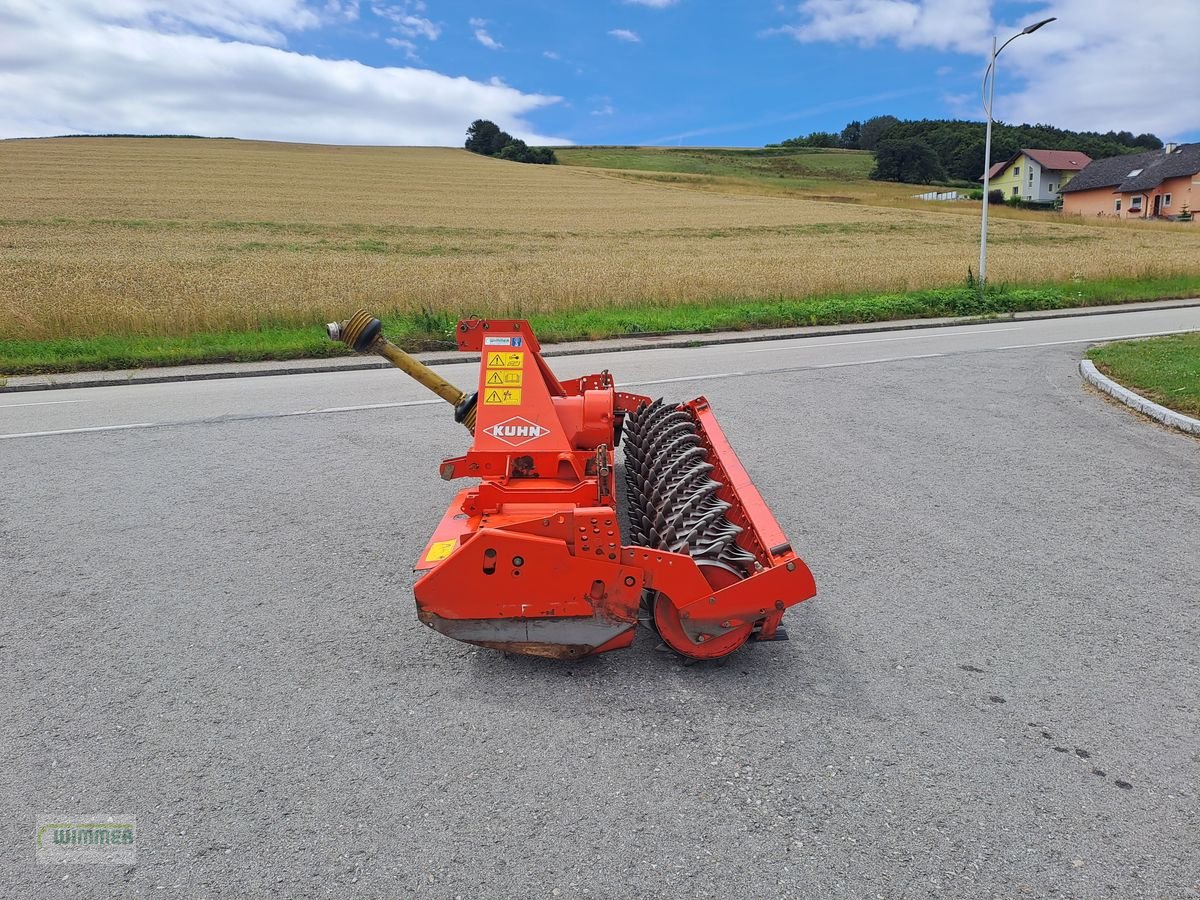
[4,296,1199,394]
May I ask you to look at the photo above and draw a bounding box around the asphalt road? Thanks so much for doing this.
[2,307,1198,898]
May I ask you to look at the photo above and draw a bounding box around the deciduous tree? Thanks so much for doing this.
[870,138,946,184]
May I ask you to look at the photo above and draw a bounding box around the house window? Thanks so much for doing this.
[1012,186,1019,196]
[1130,195,1143,212]
[1013,166,1020,176]
[1115,199,1121,212]
[1164,193,1172,207]
[1049,184,1055,192]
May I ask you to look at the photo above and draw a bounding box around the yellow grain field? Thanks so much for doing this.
[1,137,1197,339]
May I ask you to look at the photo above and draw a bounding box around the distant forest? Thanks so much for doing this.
[775,116,1164,184]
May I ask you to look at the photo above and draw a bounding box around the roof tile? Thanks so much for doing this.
[980,148,1091,180]
[1061,143,1200,194]
[1021,148,1092,171]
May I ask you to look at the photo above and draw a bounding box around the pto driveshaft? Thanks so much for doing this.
[326,309,477,433]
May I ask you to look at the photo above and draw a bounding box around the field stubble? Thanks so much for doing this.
[1,138,1198,340]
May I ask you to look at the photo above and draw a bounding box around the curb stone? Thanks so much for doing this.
[1079,359,1200,436]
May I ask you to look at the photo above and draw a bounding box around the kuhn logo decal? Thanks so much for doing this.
[484,417,549,447]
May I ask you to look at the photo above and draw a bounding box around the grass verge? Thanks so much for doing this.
[3,274,1199,376]
[1087,332,1200,418]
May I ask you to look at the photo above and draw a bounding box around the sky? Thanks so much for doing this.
[1,0,1197,148]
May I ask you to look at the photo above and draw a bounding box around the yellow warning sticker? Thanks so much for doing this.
[483,388,522,406]
[485,369,523,387]
[486,352,524,369]
[424,539,458,562]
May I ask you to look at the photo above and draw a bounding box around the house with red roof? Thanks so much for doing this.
[1061,143,1200,219]
[981,148,1092,203]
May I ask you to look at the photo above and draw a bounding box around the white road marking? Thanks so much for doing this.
[619,372,744,388]
[994,329,1194,350]
[0,398,90,408]
[623,354,944,387]
[0,399,447,440]
[1,423,156,439]
[308,400,442,414]
[746,325,1025,353]
[809,353,945,368]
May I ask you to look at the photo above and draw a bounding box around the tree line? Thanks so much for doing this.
[776,116,1164,184]
[465,119,557,164]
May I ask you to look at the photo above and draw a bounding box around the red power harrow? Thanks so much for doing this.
[327,311,816,660]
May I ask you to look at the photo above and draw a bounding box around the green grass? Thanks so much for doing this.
[556,146,876,181]
[3,274,1199,376]
[1087,332,1200,418]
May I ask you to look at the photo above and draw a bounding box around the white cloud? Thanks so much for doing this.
[992,0,1200,139]
[34,0,327,46]
[384,35,418,58]
[608,28,641,43]
[0,0,566,145]
[624,0,679,6]
[542,50,560,60]
[772,0,990,52]
[374,1,441,48]
[773,0,1200,140]
[468,17,502,50]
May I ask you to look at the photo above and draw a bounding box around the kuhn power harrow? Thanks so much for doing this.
[327,311,816,660]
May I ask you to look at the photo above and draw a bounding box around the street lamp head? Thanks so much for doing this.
[1022,16,1056,34]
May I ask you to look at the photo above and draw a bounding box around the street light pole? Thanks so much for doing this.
[979,34,998,284]
[978,17,1055,285]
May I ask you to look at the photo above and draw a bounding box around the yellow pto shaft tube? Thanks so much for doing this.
[326,309,476,433]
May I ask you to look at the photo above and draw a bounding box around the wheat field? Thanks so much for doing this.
[1,137,1197,339]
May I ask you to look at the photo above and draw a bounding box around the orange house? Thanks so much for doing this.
[1061,143,1199,219]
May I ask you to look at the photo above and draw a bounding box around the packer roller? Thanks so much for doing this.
[326,311,816,660]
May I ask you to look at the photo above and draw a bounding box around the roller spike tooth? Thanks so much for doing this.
[674,486,724,520]
[697,527,741,551]
[645,435,701,483]
[637,401,671,439]
[655,483,719,527]
[652,509,689,546]
[697,523,741,551]
[627,515,643,543]
[647,462,712,511]
[652,457,710,503]
[679,509,736,549]
[642,428,690,467]
[641,513,659,541]
[621,397,760,571]
[642,420,684,454]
